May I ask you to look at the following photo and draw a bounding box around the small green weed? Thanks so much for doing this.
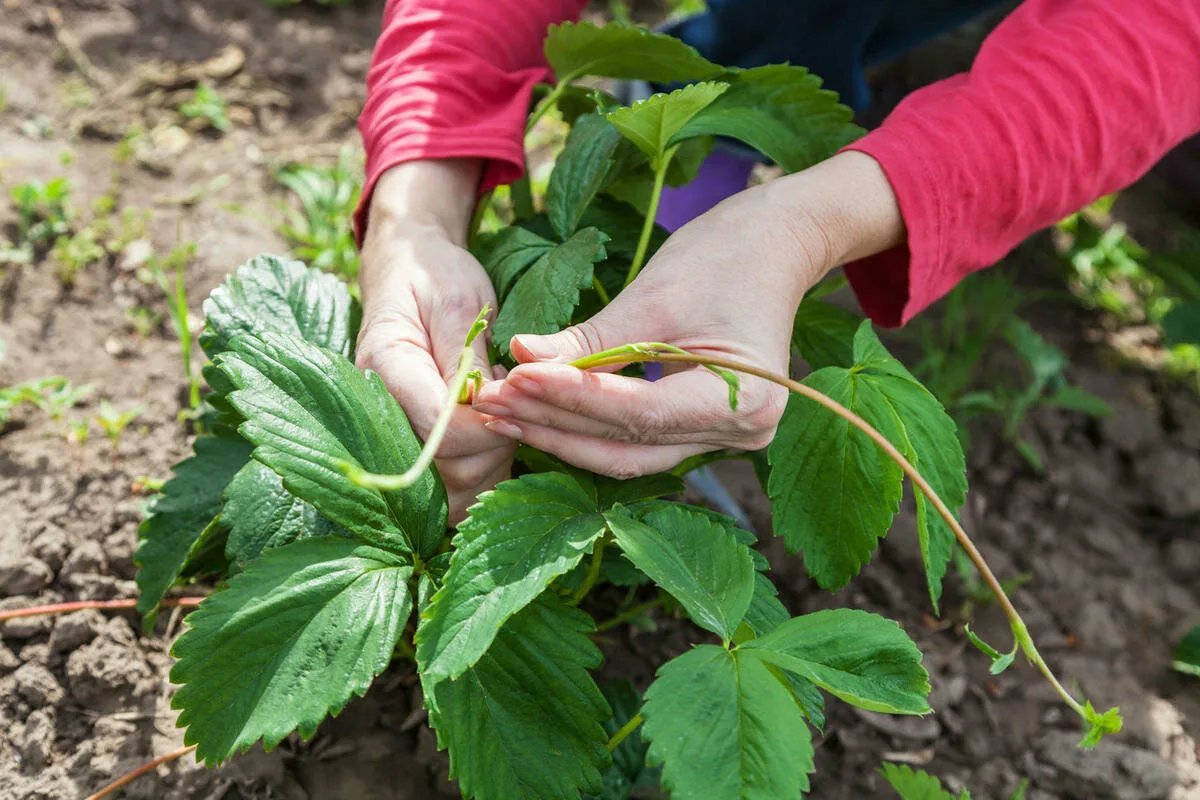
[96,399,143,457]
[880,761,1027,800]
[0,376,93,427]
[275,146,361,280]
[150,243,202,410]
[179,84,231,133]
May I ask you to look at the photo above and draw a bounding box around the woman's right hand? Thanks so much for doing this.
[355,160,516,523]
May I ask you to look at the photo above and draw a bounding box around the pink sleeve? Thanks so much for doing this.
[355,0,586,240]
[843,0,1200,326]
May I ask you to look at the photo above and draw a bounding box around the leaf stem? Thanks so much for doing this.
[341,308,489,491]
[572,533,610,605]
[592,276,612,305]
[525,79,573,135]
[0,596,203,623]
[595,596,663,633]
[570,344,1119,741]
[606,712,644,752]
[83,744,196,800]
[624,146,677,288]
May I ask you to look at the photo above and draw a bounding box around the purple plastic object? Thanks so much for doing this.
[655,147,757,233]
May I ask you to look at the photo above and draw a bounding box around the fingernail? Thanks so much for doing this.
[473,402,512,416]
[484,419,523,440]
[508,373,543,398]
[513,335,558,360]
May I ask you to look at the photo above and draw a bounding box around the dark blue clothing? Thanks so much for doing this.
[664,0,1009,111]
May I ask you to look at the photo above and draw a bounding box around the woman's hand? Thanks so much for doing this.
[356,160,515,521]
[471,151,903,478]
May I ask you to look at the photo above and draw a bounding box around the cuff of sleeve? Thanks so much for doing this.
[839,128,945,327]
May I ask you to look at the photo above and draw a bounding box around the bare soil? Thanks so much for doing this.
[0,2,1197,799]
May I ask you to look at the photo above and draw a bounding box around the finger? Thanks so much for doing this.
[487,361,770,448]
[474,382,720,446]
[362,333,512,457]
[482,417,710,479]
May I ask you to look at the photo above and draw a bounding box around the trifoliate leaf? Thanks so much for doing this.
[493,227,608,355]
[767,367,904,588]
[222,459,343,565]
[171,538,413,765]
[792,295,862,369]
[547,112,624,241]
[743,608,931,715]
[472,226,555,301]
[426,596,610,800]
[605,503,754,641]
[416,472,607,686]
[606,83,728,168]
[1080,701,1123,748]
[673,65,862,173]
[215,331,446,557]
[201,253,358,359]
[545,21,722,83]
[641,645,815,799]
[1173,625,1200,677]
[879,762,962,800]
[135,432,252,624]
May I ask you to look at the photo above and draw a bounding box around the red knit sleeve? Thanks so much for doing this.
[843,0,1200,326]
[355,0,586,241]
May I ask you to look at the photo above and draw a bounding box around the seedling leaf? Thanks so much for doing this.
[879,762,962,800]
[742,608,931,715]
[605,503,755,641]
[425,595,610,800]
[674,64,863,172]
[135,432,252,624]
[606,83,728,168]
[641,645,815,799]
[963,624,1017,675]
[416,472,608,686]
[545,21,722,83]
[215,331,446,557]
[493,227,608,356]
[201,253,358,359]
[1080,701,1123,748]
[171,538,414,764]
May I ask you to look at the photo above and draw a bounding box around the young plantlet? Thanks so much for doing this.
[178,83,231,133]
[96,400,142,458]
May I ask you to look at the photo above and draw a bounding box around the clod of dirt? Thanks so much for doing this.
[1100,397,1162,455]
[48,609,105,654]
[18,708,55,768]
[1035,731,1177,800]
[1140,447,1200,517]
[853,708,942,741]
[29,527,71,573]
[13,662,65,707]
[1164,538,1200,582]
[0,556,55,595]
[61,540,107,576]
[65,625,154,711]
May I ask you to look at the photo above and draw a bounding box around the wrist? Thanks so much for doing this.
[770,150,905,284]
[365,158,483,248]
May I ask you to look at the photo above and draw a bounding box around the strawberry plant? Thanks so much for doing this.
[137,22,1121,799]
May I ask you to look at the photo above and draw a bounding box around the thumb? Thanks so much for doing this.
[510,301,647,365]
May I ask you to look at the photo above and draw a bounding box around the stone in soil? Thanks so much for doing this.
[1035,730,1177,800]
[0,556,55,595]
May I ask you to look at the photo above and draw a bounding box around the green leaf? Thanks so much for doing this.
[544,21,722,83]
[1173,625,1200,677]
[792,296,862,369]
[579,194,670,264]
[767,367,904,588]
[416,472,607,686]
[588,680,654,800]
[743,609,930,714]
[170,538,413,765]
[200,253,358,359]
[472,226,555,301]
[641,645,814,799]
[493,227,608,356]
[426,596,610,800]
[879,762,961,800]
[1080,701,1123,748]
[852,325,967,611]
[963,624,1017,675]
[546,113,624,241]
[222,459,343,565]
[606,83,728,168]
[605,503,754,641]
[744,572,790,638]
[1162,301,1200,347]
[215,331,446,557]
[135,432,252,623]
[673,65,862,172]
